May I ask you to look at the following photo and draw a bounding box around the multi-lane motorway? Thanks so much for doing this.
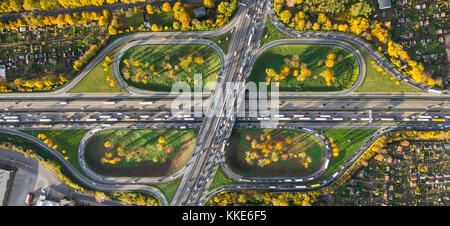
[0,0,449,206]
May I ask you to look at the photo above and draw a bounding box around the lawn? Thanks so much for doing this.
[24,130,88,176]
[226,129,325,177]
[208,31,231,54]
[354,47,423,93]
[319,129,377,179]
[249,45,359,92]
[119,44,221,92]
[260,17,290,46]
[68,42,130,93]
[208,166,238,192]
[84,129,198,177]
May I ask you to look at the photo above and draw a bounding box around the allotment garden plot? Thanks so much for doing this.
[225,129,326,178]
[119,44,221,92]
[84,129,198,177]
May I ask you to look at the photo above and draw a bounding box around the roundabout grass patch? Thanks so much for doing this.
[225,129,325,178]
[119,44,221,92]
[249,45,358,92]
[84,129,198,177]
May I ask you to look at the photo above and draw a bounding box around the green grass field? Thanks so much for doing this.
[84,129,198,177]
[154,176,182,203]
[355,48,423,93]
[119,44,221,92]
[226,129,325,177]
[249,45,358,92]
[208,166,238,192]
[68,42,129,93]
[24,130,88,175]
[208,31,231,54]
[258,17,422,94]
[0,132,88,190]
[319,129,376,178]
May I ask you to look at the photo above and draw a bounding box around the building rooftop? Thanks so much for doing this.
[0,169,11,206]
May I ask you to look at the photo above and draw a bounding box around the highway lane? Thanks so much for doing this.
[0,128,169,206]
